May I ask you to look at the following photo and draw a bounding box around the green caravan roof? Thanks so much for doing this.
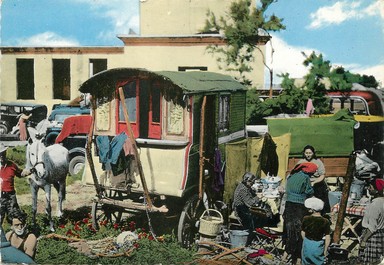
[79,68,247,99]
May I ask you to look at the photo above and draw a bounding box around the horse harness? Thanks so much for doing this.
[29,140,45,179]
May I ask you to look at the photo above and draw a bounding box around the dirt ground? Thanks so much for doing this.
[17,180,96,214]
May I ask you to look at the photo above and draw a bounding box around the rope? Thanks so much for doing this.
[143,196,158,242]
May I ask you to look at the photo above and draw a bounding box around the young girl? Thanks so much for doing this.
[301,197,331,265]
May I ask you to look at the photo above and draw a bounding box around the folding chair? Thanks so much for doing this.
[251,227,284,258]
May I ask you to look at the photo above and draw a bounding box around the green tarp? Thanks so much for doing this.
[267,109,356,157]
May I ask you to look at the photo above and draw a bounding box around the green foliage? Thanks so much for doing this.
[204,0,285,85]
[130,237,195,265]
[246,51,379,123]
[7,145,26,166]
[32,211,197,264]
[36,239,94,264]
[246,88,268,124]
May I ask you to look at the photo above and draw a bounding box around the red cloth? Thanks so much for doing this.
[306,99,314,116]
[0,161,21,192]
[292,162,318,174]
[375,179,384,192]
[55,115,92,143]
[123,137,135,156]
[18,117,28,141]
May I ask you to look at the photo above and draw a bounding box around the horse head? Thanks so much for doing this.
[26,130,47,181]
[26,120,50,180]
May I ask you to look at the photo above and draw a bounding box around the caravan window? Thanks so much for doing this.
[330,96,368,115]
[219,95,230,132]
[119,81,137,122]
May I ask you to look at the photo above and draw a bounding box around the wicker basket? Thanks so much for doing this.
[199,209,224,236]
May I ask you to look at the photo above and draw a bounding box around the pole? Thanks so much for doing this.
[198,96,207,200]
[86,98,103,196]
[332,153,356,244]
[118,87,153,208]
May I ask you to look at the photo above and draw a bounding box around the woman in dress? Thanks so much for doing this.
[296,145,330,215]
[359,178,384,264]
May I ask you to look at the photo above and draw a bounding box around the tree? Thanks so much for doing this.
[203,0,285,86]
[246,52,380,124]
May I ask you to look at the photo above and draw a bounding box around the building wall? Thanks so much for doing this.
[0,48,124,111]
[0,0,266,112]
[118,36,266,86]
[140,0,253,35]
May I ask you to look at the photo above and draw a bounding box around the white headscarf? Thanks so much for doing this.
[304,197,324,212]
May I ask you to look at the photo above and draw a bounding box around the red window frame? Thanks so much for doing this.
[116,79,139,138]
[148,81,162,139]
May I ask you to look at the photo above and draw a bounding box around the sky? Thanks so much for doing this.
[1,0,383,86]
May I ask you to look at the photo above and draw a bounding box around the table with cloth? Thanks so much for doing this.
[331,202,367,240]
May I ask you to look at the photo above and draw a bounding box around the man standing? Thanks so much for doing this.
[0,143,24,225]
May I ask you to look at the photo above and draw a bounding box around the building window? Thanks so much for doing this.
[89,59,107,77]
[16,59,34,99]
[178,66,207,71]
[219,95,230,132]
[53,59,70,100]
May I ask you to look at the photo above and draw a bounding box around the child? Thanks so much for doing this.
[301,197,331,265]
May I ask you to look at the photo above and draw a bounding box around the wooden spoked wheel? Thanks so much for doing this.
[177,194,205,248]
[91,189,131,230]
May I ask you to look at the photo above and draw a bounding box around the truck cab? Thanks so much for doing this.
[45,104,91,175]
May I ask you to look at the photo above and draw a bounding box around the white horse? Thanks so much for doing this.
[23,120,69,231]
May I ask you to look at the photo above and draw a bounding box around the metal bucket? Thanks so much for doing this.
[350,178,366,200]
[229,230,249,248]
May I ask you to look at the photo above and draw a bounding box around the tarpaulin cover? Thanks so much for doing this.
[55,115,92,144]
[267,109,356,157]
[223,133,291,204]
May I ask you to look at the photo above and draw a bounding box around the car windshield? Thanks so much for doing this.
[54,114,71,123]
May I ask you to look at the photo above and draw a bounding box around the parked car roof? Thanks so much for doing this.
[48,104,90,123]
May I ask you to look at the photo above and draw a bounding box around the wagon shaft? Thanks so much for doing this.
[98,197,169,213]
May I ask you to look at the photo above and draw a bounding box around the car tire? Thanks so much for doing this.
[0,123,9,134]
[68,155,85,176]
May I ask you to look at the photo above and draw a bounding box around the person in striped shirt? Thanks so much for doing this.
[282,162,316,265]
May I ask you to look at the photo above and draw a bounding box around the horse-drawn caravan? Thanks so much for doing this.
[78,68,260,247]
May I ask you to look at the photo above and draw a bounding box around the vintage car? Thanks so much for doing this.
[0,102,47,135]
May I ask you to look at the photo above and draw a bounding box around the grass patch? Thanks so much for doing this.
[3,205,197,264]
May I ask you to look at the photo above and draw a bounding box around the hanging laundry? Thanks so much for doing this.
[96,132,128,171]
[212,148,224,193]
